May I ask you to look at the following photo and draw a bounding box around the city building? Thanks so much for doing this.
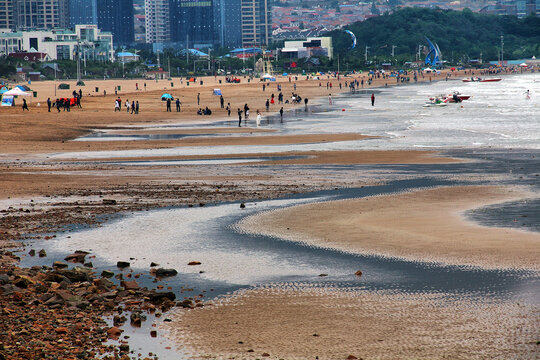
[145,0,170,44]
[0,24,114,61]
[280,37,333,59]
[0,0,15,29]
[241,0,271,47]
[0,0,70,30]
[97,0,134,45]
[214,0,242,48]
[169,0,215,49]
[69,0,97,27]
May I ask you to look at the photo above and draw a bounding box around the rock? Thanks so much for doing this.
[54,327,68,334]
[178,299,193,308]
[150,330,157,338]
[355,270,363,277]
[13,275,34,288]
[0,273,10,285]
[148,292,176,304]
[102,199,117,205]
[150,262,159,267]
[28,249,35,256]
[119,344,129,352]
[84,262,93,268]
[318,273,328,277]
[53,261,68,269]
[262,353,270,357]
[38,249,47,257]
[113,315,127,326]
[117,261,130,269]
[64,252,87,263]
[240,202,246,209]
[55,268,91,282]
[155,268,178,277]
[120,280,139,290]
[187,261,201,266]
[106,326,123,339]
[101,270,114,278]
[346,356,358,360]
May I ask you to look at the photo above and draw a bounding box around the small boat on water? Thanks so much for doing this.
[462,77,502,83]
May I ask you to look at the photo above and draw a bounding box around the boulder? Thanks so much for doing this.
[38,249,47,257]
[116,261,130,269]
[53,261,68,269]
[155,268,178,277]
[355,270,363,277]
[0,273,10,285]
[54,268,91,282]
[64,252,87,263]
[106,326,123,339]
[120,280,140,290]
[102,199,117,205]
[148,291,176,304]
[101,270,114,278]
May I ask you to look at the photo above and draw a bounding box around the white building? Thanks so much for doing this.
[0,24,114,61]
[281,37,333,59]
[145,0,170,44]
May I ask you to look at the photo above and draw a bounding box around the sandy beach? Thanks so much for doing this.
[165,285,540,360]
[239,185,540,270]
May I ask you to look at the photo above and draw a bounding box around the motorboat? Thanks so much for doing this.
[462,77,502,83]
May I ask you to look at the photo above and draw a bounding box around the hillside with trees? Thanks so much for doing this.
[330,7,540,66]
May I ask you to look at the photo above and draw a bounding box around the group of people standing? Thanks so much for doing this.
[115,97,139,114]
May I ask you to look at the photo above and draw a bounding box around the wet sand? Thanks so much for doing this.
[165,285,540,360]
[239,186,540,270]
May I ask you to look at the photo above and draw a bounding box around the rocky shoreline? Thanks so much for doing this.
[0,180,327,360]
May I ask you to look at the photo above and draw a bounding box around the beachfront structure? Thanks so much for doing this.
[241,0,271,47]
[145,0,170,44]
[69,0,97,27]
[281,37,333,60]
[0,24,114,61]
[97,0,134,45]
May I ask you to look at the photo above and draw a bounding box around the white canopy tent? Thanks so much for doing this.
[3,88,31,96]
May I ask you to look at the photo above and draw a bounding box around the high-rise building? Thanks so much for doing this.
[69,0,97,26]
[145,0,170,44]
[97,0,134,45]
[214,0,242,48]
[7,0,69,30]
[169,0,215,48]
[0,0,15,29]
[241,0,270,47]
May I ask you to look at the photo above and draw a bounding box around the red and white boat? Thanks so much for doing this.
[462,77,502,83]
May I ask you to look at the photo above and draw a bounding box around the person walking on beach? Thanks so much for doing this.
[371,93,375,106]
[135,101,139,114]
[328,94,332,105]
[47,98,51,112]
[265,99,270,112]
[237,108,243,127]
[304,97,308,112]
[131,100,135,114]
[166,98,172,112]
[197,93,200,105]
[22,98,29,111]
[256,109,261,127]
[56,99,61,112]
[279,107,284,123]
[226,103,231,116]
[114,98,120,112]
[176,98,181,112]
[126,99,130,113]
[244,104,249,121]
[220,95,224,108]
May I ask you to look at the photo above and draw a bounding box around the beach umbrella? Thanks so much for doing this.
[450,67,456,71]
[520,63,528,67]
[282,72,288,76]
[161,93,173,99]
